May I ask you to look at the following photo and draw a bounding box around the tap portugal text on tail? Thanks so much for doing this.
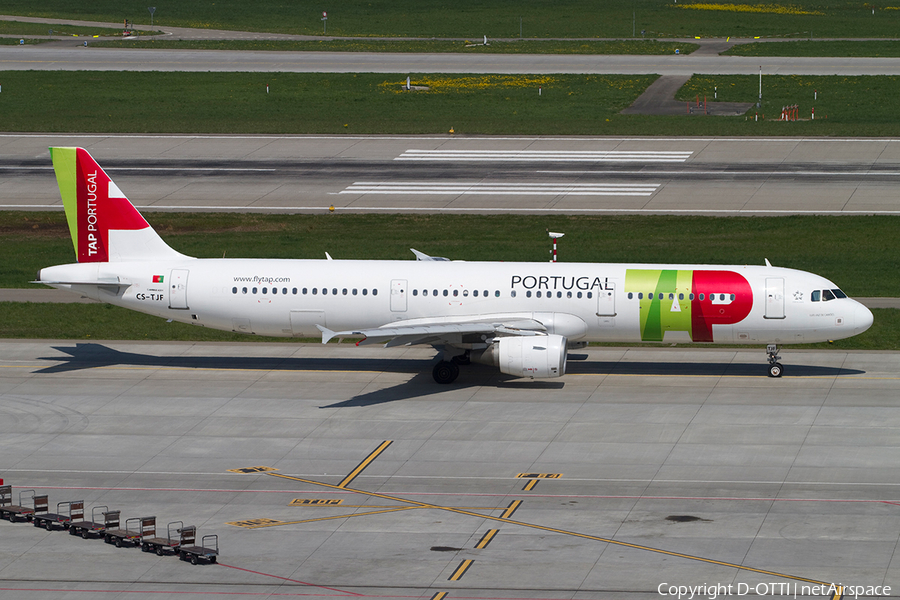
[37,147,874,384]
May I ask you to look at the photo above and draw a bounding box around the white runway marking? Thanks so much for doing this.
[340,181,660,196]
[395,149,693,162]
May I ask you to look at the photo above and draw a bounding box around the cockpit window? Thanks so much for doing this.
[811,290,820,302]
[823,289,836,301]
[833,288,847,299]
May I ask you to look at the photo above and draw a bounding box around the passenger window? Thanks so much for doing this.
[413,289,418,296]
[352,289,357,295]
[453,290,458,297]
[628,292,633,299]
[423,289,428,296]
[242,287,248,294]
[292,288,297,295]
[699,293,705,301]
[332,288,338,295]
[567,291,572,298]
[302,287,308,295]
[689,293,694,300]
[557,292,562,298]
[577,292,583,299]
[262,288,268,294]
[823,289,835,301]
[730,294,735,301]
[511,290,516,298]
[637,292,642,300]
[373,289,378,296]
[494,291,499,297]
[252,287,258,294]
[362,289,368,296]
[473,290,478,297]
[443,290,448,297]
[526,291,532,298]
[433,289,438,296]
[342,288,348,295]
[587,292,592,299]
[272,288,277,295]
[484,290,489,297]
[312,288,318,295]
[232,287,237,294]
[536,291,542,298]
[679,293,684,300]
[322,288,328,295]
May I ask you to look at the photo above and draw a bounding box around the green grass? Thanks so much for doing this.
[7,0,900,38]
[2,302,896,350]
[0,20,135,37]
[7,71,900,135]
[0,71,657,135]
[87,38,697,55]
[727,40,900,57]
[5,212,899,297]
[0,37,49,45]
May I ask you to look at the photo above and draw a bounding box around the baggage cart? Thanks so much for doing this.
[67,504,109,539]
[178,532,219,565]
[103,512,142,548]
[31,496,77,531]
[139,517,183,556]
[0,486,35,523]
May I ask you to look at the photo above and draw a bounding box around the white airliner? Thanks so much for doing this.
[37,147,873,383]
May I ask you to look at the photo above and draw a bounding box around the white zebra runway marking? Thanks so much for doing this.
[340,182,660,196]
[395,150,692,162]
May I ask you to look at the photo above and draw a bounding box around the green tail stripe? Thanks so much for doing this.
[49,147,79,258]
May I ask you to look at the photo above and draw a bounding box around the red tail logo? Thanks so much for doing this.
[74,148,149,262]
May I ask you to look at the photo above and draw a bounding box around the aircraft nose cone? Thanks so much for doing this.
[855,301,874,334]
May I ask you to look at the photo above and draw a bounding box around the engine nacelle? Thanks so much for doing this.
[473,334,568,379]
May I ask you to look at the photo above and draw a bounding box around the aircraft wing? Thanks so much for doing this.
[317,318,547,348]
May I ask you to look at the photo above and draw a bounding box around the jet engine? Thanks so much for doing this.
[472,334,568,379]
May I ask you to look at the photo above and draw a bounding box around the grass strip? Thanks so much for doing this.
[87,38,696,55]
[5,212,898,297]
[2,302,895,350]
[7,0,900,38]
[5,71,900,135]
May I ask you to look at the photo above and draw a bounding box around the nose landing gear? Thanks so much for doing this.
[766,344,783,378]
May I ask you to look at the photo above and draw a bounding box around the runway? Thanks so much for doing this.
[8,45,900,75]
[1,339,900,599]
[3,133,900,215]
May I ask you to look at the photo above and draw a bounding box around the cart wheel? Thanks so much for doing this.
[156,546,164,556]
[33,520,40,527]
[69,527,77,535]
[190,555,198,565]
[115,538,122,548]
[141,543,148,552]
[104,534,111,544]
[45,521,52,531]
[209,556,217,564]
[82,530,89,539]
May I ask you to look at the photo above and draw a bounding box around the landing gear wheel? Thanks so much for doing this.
[432,360,460,384]
[768,362,784,378]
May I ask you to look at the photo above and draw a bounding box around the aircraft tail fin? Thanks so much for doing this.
[49,147,190,263]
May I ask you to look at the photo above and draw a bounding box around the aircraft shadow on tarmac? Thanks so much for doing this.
[37,344,865,407]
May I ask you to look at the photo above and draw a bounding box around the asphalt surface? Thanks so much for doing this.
[2,340,900,599]
[10,44,900,75]
[4,134,900,215]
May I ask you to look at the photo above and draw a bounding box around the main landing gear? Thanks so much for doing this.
[766,344,784,378]
[432,352,470,384]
